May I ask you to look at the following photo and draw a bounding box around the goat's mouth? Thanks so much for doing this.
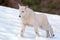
[19,15,21,17]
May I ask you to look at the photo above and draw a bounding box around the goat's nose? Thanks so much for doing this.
[22,11,24,12]
[19,15,21,17]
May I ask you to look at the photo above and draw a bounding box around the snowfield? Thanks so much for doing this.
[0,6,60,40]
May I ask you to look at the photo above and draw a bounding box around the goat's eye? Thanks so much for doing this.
[22,11,24,12]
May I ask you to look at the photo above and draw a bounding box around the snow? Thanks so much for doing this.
[0,6,60,40]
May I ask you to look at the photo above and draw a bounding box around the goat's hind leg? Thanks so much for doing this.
[46,30,50,38]
[34,25,40,37]
[49,25,55,37]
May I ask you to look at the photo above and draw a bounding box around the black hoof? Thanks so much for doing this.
[50,34,55,38]
[53,34,55,37]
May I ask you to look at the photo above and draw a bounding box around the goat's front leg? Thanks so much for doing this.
[20,24,26,37]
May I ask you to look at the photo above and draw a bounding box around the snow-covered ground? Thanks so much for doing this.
[0,6,60,40]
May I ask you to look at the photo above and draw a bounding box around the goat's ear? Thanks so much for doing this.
[25,6,28,9]
[18,3,21,8]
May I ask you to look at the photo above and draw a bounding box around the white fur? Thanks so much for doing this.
[18,4,54,37]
